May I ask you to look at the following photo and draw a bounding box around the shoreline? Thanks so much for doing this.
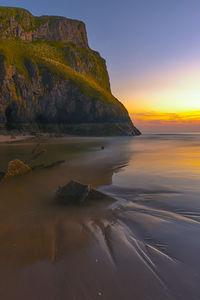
[0,135,32,144]
[0,133,138,145]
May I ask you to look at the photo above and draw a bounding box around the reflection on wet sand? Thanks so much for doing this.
[0,135,200,299]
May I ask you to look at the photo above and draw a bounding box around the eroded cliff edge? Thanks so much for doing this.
[0,7,141,136]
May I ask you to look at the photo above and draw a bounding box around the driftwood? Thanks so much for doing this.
[31,143,41,154]
[25,149,47,165]
[43,160,65,169]
[0,143,65,180]
[31,160,65,170]
[31,163,46,170]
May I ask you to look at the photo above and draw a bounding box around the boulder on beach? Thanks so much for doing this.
[56,181,92,205]
[4,159,31,179]
[56,180,115,205]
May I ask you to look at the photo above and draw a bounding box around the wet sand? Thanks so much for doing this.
[0,134,200,299]
[0,135,32,143]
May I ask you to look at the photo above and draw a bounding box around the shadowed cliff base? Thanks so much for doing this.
[1,121,141,136]
[0,7,140,136]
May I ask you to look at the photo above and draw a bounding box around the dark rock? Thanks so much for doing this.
[0,171,5,180]
[56,181,92,205]
[56,180,115,205]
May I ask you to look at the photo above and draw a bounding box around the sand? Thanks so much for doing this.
[0,134,200,299]
[0,135,32,143]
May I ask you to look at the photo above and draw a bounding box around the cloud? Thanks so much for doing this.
[130,110,200,132]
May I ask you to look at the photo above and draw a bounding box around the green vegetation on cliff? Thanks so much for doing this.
[0,39,124,110]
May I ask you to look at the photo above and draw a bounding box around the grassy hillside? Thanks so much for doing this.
[0,39,125,111]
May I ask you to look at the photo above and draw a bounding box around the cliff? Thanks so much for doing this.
[0,7,141,136]
[0,7,88,47]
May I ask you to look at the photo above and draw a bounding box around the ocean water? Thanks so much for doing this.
[0,134,200,300]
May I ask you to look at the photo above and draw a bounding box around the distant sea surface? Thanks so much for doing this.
[0,133,200,300]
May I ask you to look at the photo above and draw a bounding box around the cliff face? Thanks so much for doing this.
[0,7,140,136]
[0,7,88,47]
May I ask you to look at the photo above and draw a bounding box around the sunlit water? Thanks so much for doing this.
[0,134,200,300]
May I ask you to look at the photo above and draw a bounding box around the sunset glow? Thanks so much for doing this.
[130,110,200,133]
[112,62,200,132]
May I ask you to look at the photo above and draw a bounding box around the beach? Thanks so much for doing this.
[0,134,200,299]
[0,135,32,143]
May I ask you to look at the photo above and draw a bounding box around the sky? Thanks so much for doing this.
[1,0,200,132]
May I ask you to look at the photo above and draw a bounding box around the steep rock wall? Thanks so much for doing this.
[0,7,88,47]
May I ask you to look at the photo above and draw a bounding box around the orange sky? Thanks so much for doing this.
[130,111,200,133]
[112,60,200,132]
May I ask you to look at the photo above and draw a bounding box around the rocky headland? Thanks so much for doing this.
[0,7,141,136]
